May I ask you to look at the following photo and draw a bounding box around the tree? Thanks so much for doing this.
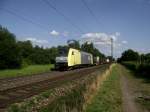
[67,40,80,50]
[81,42,94,54]
[17,40,33,66]
[28,46,47,64]
[81,42,105,57]
[0,25,22,69]
[119,49,139,62]
[144,53,150,63]
[27,46,58,65]
[48,47,58,63]
[17,40,33,58]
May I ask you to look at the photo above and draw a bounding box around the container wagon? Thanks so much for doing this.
[94,56,100,65]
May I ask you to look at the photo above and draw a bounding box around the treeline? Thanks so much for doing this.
[0,25,105,70]
[118,49,150,78]
[0,25,58,69]
[118,49,150,63]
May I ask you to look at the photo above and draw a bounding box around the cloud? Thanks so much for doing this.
[81,32,119,45]
[122,40,128,44]
[49,30,70,37]
[50,30,60,36]
[26,37,48,44]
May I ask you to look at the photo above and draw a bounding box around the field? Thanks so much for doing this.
[0,64,54,79]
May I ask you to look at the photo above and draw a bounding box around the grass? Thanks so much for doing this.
[86,64,122,112]
[0,64,54,78]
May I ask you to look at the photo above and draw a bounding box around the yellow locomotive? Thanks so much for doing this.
[55,48,93,70]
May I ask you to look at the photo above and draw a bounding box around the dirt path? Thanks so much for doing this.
[119,65,139,112]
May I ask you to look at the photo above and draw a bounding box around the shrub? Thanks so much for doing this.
[137,64,150,78]
[122,61,150,78]
[121,62,138,71]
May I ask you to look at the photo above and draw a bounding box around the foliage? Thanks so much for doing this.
[81,42,105,58]
[17,40,33,66]
[0,25,58,69]
[121,61,138,71]
[145,53,150,63]
[17,40,33,59]
[122,62,150,78]
[67,39,80,50]
[18,42,58,65]
[118,49,139,62]
[118,49,150,78]
[0,25,22,69]
[140,53,150,64]
[137,63,150,78]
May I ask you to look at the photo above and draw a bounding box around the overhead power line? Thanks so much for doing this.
[42,0,84,34]
[0,8,50,31]
[80,0,102,25]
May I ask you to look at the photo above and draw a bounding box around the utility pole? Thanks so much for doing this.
[111,38,113,61]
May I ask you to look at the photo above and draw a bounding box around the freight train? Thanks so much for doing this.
[55,48,93,70]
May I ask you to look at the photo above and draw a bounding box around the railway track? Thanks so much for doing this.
[0,64,110,110]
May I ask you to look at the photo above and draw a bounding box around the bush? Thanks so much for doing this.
[122,62,150,78]
[137,64,150,78]
[21,58,32,68]
[121,62,138,71]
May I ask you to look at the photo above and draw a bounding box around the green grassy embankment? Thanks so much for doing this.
[0,64,54,78]
[86,64,122,112]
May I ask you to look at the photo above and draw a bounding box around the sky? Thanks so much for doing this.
[0,0,150,58]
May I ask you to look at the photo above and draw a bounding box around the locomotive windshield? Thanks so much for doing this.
[58,47,69,56]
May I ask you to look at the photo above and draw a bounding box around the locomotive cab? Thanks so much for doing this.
[55,47,69,70]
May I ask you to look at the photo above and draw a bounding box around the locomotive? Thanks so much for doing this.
[55,48,93,70]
